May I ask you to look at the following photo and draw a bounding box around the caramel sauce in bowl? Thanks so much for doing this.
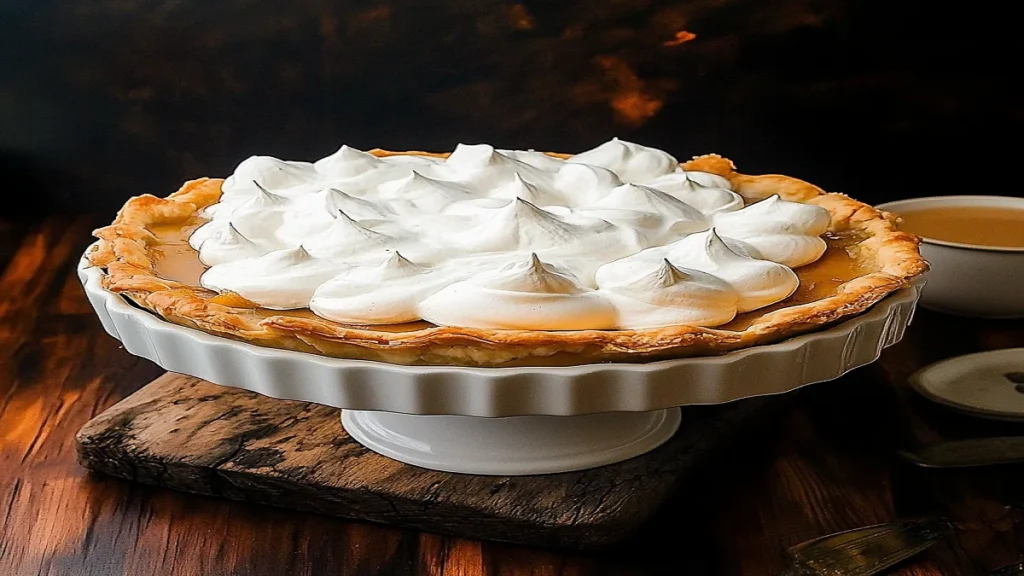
[878,195,1024,317]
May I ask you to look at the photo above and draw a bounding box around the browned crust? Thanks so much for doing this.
[87,152,928,366]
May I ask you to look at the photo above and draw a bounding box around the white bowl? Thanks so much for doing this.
[877,195,1024,318]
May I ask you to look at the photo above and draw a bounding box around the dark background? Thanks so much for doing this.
[2,0,1019,218]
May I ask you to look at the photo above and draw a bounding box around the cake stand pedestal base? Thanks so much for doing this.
[76,373,781,550]
[342,408,682,475]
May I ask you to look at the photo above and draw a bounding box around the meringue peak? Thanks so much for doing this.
[195,220,269,267]
[501,198,577,244]
[377,251,425,278]
[324,187,389,218]
[338,145,379,163]
[223,156,318,193]
[710,195,830,266]
[568,138,679,182]
[393,170,473,196]
[525,252,546,273]
[249,181,289,205]
[289,245,314,261]
[655,258,689,287]
[494,173,563,206]
[325,210,386,240]
[446,143,512,168]
[704,228,744,261]
[598,183,706,221]
[639,171,743,214]
[479,253,585,295]
[313,145,385,177]
[225,222,259,247]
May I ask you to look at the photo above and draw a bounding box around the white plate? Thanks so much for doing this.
[910,348,1024,421]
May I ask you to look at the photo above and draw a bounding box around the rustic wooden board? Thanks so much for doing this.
[76,372,778,550]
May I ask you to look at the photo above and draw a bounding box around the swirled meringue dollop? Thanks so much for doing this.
[196,223,268,266]
[712,195,830,267]
[449,198,645,281]
[641,172,744,215]
[222,156,320,195]
[551,163,623,206]
[377,172,476,214]
[442,144,553,192]
[302,211,400,261]
[594,229,798,313]
[311,253,448,324]
[195,183,297,247]
[600,259,740,328]
[593,184,709,238]
[418,254,617,330]
[322,187,392,220]
[568,138,680,182]
[200,246,344,309]
[490,173,567,207]
[452,198,587,252]
[194,140,830,330]
[665,230,799,311]
[314,145,385,177]
[313,145,415,190]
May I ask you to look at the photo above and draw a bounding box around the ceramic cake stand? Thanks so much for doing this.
[79,250,921,475]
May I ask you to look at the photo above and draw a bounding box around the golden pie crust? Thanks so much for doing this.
[87,152,928,366]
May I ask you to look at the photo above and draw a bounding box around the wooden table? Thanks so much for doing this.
[2,215,1023,575]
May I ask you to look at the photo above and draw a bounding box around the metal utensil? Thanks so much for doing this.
[777,520,950,575]
[898,437,1024,468]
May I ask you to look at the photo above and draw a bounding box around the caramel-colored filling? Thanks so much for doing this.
[720,232,867,331]
[149,219,868,334]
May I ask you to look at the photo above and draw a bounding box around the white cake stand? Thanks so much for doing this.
[79,250,920,475]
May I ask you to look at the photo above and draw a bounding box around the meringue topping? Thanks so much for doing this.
[641,172,744,215]
[322,187,392,220]
[310,252,446,324]
[222,157,319,195]
[195,140,831,330]
[491,173,566,207]
[240,182,290,210]
[665,230,799,311]
[378,171,475,214]
[200,246,343,309]
[568,138,679,183]
[712,195,830,267]
[551,163,623,205]
[418,254,617,330]
[314,145,385,177]
[197,222,267,266]
[302,211,396,260]
[601,259,740,328]
[594,183,710,238]
[594,229,799,313]
[455,198,580,252]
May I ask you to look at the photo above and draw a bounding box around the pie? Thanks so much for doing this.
[86,141,928,366]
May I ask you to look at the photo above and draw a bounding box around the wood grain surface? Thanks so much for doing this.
[2,216,1024,575]
[75,373,777,550]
